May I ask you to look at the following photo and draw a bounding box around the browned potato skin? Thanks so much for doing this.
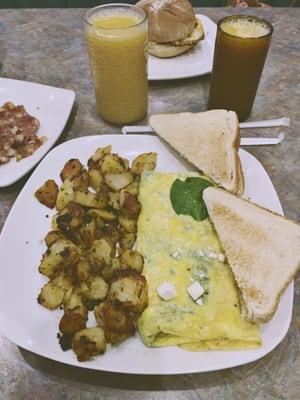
[95,300,135,344]
[35,179,58,208]
[119,230,136,251]
[108,269,148,313]
[131,152,157,176]
[120,250,144,274]
[72,170,90,192]
[44,230,63,247]
[120,191,141,216]
[37,282,66,310]
[59,306,87,335]
[73,259,91,282]
[60,158,83,182]
[72,327,106,361]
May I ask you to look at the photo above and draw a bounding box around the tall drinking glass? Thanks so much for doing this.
[84,4,148,125]
[208,15,273,121]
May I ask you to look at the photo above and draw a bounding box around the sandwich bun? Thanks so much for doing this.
[148,18,204,58]
[137,0,196,43]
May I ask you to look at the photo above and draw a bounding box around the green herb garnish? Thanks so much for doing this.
[170,177,213,221]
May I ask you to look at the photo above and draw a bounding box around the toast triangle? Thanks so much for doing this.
[149,110,243,194]
[203,186,300,323]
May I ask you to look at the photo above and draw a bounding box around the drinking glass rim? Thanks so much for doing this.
[218,15,273,39]
[83,3,147,30]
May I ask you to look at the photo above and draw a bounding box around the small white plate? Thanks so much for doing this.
[0,135,293,375]
[0,77,75,187]
[148,15,217,81]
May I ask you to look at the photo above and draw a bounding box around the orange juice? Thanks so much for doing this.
[84,5,148,125]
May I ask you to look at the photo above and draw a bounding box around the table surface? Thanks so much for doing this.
[0,7,299,400]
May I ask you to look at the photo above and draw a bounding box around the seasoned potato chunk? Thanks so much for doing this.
[64,291,84,311]
[87,208,117,222]
[119,231,136,250]
[52,273,73,291]
[94,300,135,344]
[88,145,112,169]
[72,170,90,192]
[59,306,87,335]
[44,230,63,247]
[72,327,106,361]
[120,250,144,274]
[35,179,59,209]
[99,221,120,245]
[100,154,127,175]
[38,282,66,310]
[73,191,106,209]
[78,218,97,248]
[60,158,83,182]
[82,276,109,303]
[86,239,113,270]
[101,257,122,282]
[120,191,141,215]
[108,269,148,313]
[73,259,91,282]
[39,239,81,278]
[57,202,85,229]
[104,172,133,191]
[88,168,103,190]
[119,216,137,233]
[131,152,157,175]
[56,179,74,211]
[107,191,120,210]
[122,179,139,196]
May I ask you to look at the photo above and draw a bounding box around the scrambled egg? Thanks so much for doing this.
[137,172,261,350]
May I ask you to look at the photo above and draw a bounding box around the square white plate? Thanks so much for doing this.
[148,15,217,81]
[0,77,75,187]
[0,135,293,375]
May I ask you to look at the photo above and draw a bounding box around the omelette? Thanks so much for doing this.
[136,171,261,350]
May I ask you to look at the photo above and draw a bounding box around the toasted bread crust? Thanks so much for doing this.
[203,186,300,323]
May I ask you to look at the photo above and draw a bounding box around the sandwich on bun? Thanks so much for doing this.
[137,0,205,58]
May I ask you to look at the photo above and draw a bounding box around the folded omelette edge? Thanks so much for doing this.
[136,171,261,350]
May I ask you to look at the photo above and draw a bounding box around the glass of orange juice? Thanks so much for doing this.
[84,4,148,125]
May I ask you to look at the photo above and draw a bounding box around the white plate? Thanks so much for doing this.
[0,77,75,187]
[148,15,217,81]
[0,135,293,375]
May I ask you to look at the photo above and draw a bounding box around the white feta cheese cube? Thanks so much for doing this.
[187,281,204,300]
[196,298,204,306]
[157,281,177,300]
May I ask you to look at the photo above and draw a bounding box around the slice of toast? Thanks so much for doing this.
[149,110,244,195]
[203,186,300,323]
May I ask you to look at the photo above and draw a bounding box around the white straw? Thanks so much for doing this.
[239,117,290,129]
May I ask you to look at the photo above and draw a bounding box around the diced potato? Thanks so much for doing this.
[107,191,120,210]
[99,221,120,245]
[119,191,141,215]
[88,169,103,190]
[72,327,106,361]
[101,257,122,282]
[94,300,135,344]
[122,178,139,196]
[52,273,73,291]
[44,230,63,247]
[60,159,83,182]
[86,239,113,270]
[104,172,133,191]
[73,191,106,209]
[78,218,97,248]
[108,269,148,313]
[119,231,136,250]
[119,215,137,233]
[87,208,117,222]
[39,239,81,278]
[35,179,58,209]
[57,202,85,229]
[100,154,127,175]
[59,308,87,335]
[56,179,74,211]
[72,170,90,192]
[120,250,144,274]
[64,291,84,311]
[83,276,109,302]
[73,259,91,282]
[88,146,112,169]
[37,281,66,310]
[131,152,157,175]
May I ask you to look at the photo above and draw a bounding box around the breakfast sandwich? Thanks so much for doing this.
[137,0,205,58]
[137,171,261,350]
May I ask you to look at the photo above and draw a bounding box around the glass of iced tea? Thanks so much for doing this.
[208,15,273,121]
[84,4,148,125]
